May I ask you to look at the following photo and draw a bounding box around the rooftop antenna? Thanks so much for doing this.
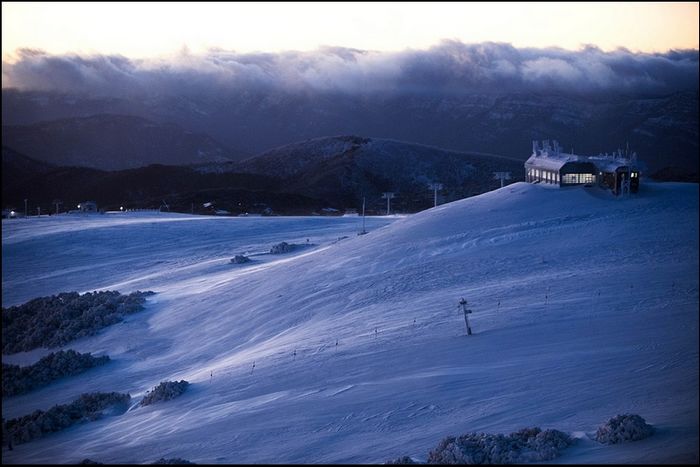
[553,140,560,155]
[427,183,443,208]
[493,172,512,188]
[381,192,395,215]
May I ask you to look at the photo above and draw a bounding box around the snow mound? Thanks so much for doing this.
[426,427,572,464]
[595,414,654,444]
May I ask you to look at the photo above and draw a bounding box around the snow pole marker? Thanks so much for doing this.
[293,349,297,361]
[458,298,472,336]
[251,361,255,375]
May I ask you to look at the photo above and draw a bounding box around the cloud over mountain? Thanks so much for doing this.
[3,41,697,97]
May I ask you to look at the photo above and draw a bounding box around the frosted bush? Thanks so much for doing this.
[230,255,251,264]
[270,241,296,254]
[426,427,572,464]
[595,414,654,444]
[2,290,155,354]
[386,455,417,464]
[3,392,131,444]
[3,349,110,397]
[152,458,196,464]
[140,380,190,406]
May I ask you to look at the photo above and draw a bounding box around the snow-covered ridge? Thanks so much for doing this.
[2,182,698,464]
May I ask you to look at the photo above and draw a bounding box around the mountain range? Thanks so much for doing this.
[3,88,698,174]
[2,136,523,215]
[2,114,243,170]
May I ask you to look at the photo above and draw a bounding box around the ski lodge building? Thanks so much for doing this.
[525,140,641,195]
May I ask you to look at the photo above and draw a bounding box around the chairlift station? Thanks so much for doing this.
[525,140,641,195]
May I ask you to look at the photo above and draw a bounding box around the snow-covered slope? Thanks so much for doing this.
[2,182,698,464]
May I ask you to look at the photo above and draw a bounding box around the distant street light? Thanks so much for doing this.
[24,199,28,218]
[428,183,443,208]
[52,199,62,215]
[381,192,395,215]
[358,196,367,235]
[493,172,512,188]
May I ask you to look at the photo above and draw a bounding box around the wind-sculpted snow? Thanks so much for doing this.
[2,290,155,354]
[1,182,697,464]
[3,392,130,445]
[2,350,110,397]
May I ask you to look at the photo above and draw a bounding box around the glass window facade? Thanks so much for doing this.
[561,173,595,184]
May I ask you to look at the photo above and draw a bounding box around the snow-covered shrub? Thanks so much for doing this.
[386,455,417,464]
[595,414,654,444]
[3,392,130,445]
[140,380,190,406]
[269,241,296,254]
[2,290,155,354]
[3,349,110,397]
[426,427,572,464]
[152,458,196,464]
[230,255,251,264]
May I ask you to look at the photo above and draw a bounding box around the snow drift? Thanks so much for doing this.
[1,181,697,464]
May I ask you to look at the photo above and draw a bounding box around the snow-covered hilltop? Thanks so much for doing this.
[230,135,524,210]
[2,182,698,464]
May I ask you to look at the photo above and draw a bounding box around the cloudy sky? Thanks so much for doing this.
[2,2,698,60]
[1,2,698,99]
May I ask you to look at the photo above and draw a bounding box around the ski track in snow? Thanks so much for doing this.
[2,182,698,464]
